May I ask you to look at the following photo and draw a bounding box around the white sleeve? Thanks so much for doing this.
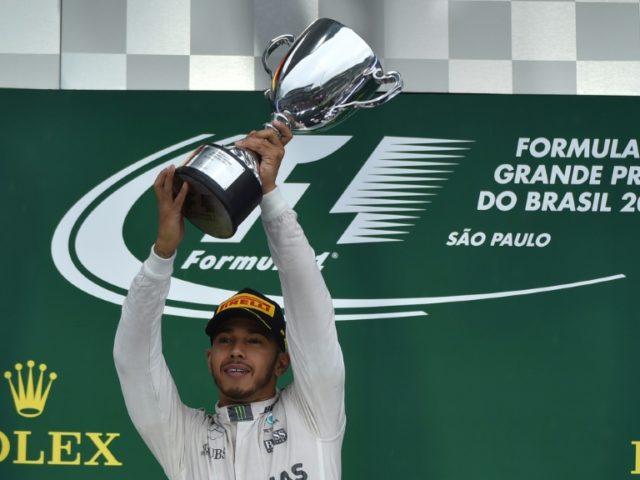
[113,247,195,480]
[261,188,346,440]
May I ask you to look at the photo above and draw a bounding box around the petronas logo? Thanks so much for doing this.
[4,360,57,418]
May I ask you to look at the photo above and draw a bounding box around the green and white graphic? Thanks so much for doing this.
[1,90,639,480]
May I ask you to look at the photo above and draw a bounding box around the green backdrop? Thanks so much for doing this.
[1,89,639,479]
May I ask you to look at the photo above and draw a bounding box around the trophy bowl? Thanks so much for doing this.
[174,17,403,238]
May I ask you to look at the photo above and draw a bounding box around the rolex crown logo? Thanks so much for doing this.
[4,360,57,418]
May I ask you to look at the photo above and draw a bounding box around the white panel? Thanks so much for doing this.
[189,55,255,90]
[577,61,640,95]
[576,0,638,3]
[0,0,60,54]
[512,2,576,61]
[61,53,126,89]
[127,0,190,54]
[449,59,513,93]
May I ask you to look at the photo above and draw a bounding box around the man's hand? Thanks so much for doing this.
[153,165,188,258]
[235,121,293,194]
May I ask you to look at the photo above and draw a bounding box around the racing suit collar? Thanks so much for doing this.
[215,392,280,423]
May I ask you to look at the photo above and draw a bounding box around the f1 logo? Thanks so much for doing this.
[202,135,469,244]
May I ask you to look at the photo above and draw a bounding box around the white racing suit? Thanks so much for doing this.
[114,188,346,480]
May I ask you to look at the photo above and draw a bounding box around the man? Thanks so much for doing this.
[114,122,346,480]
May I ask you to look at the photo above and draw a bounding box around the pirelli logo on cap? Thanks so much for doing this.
[217,293,276,317]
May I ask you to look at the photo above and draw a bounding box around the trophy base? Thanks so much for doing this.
[174,144,262,239]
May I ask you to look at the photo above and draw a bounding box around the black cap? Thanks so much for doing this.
[205,288,287,352]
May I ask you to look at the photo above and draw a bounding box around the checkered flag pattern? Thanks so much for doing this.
[1,0,640,94]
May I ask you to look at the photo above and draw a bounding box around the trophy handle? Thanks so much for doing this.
[334,69,403,111]
[262,34,296,77]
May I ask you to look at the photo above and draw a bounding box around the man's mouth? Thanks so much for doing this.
[223,364,251,378]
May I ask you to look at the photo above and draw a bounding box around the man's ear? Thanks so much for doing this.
[206,347,214,373]
[275,351,290,377]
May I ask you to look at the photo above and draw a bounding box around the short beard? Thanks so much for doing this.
[213,353,279,404]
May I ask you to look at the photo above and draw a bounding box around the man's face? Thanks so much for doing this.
[207,317,289,407]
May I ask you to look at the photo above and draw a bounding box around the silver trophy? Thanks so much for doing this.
[175,17,403,238]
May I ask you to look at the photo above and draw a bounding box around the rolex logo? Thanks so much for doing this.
[4,360,57,418]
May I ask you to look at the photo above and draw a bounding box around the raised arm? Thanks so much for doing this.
[113,167,193,479]
[238,124,346,440]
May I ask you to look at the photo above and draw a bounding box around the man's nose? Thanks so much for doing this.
[229,342,245,358]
